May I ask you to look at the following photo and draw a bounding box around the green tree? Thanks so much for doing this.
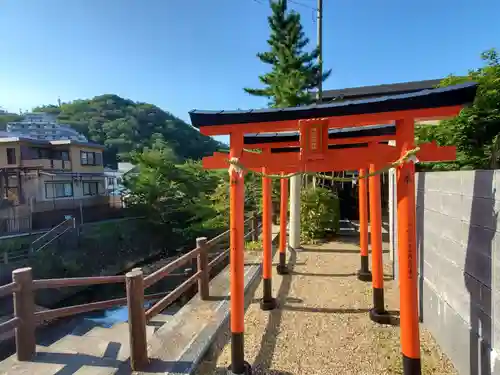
[202,0,333,230]
[0,113,22,130]
[244,0,331,107]
[122,142,220,239]
[416,49,500,170]
[300,186,340,243]
[203,170,264,230]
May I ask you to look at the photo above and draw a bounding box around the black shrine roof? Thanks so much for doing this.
[318,78,442,103]
[189,82,477,128]
[243,124,395,145]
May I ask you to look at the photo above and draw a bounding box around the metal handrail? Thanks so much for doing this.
[31,217,73,246]
[33,226,73,253]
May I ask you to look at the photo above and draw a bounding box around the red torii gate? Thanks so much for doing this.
[203,138,455,323]
[189,82,478,375]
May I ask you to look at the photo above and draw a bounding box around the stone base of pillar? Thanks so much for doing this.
[260,297,277,311]
[227,361,252,375]
[357,270,372,282]
[369,308,397,325]
[276,263,289,275]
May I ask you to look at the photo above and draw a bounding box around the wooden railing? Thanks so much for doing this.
[0,212,260,370]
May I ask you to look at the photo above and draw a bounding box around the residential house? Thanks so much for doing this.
[0,137,119,230]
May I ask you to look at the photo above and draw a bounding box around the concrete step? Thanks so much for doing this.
[48,334,131,362]
[0,324,157,375]
[147,310,176,328]
[84,322,155,341]
[143,304,180,334]
[0,345,76,374]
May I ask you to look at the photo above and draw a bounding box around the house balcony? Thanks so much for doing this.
[21,159,72,171]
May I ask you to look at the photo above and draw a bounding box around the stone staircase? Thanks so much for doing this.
[0,307,178,374]
[0,228,237,374]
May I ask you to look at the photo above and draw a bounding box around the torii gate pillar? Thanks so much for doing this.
[260,170,277,310]
[289,175,302,250]
[357,168,372,281]
[396,118,421,374]
[228,133,251,374]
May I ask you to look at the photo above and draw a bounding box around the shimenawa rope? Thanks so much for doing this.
[225,147,420,182]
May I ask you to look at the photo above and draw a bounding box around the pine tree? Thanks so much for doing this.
[244,0,331,107]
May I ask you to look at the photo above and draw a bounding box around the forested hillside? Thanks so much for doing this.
[0,113,21,130]
[33,94,223,167]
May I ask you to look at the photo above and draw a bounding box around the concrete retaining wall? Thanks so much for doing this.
[390,170,500,375]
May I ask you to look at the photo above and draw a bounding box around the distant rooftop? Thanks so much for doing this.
[50,139,104,149]
[0,137,104,149]
[317,78,443,103]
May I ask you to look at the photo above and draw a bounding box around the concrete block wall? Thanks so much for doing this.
[391,170,500,375]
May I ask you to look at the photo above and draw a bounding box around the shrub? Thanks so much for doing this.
[300,186,340,243]
[245,240,262,251]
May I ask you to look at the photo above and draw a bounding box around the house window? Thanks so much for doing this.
[80,151,102,166]
[83,181,99,196]
[61,151,70,161]
[45,182,73,199]
[6,148,16,164]
[33,147,51,159]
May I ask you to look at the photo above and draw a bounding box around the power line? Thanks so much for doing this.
[288,0,317,11]
[250,0,318,12]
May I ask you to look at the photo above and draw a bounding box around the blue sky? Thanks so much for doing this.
[1,0,499,141]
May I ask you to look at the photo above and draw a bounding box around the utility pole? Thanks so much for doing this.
[316,0,323,102]
[291,0,324,250]
[311,0,323,190]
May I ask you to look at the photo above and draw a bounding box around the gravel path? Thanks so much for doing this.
[195,237,457,375]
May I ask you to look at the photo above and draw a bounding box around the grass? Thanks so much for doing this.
[245,240,262,251]
[381,329,457,374]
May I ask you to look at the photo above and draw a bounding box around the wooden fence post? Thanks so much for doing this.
[197,237,209,300]
[251,212,258,242]
[13,267,36,361]
[126,269,148,370]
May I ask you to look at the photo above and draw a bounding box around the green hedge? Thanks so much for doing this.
[300,187,340,243]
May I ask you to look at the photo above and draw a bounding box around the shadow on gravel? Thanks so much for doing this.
[252,249,297,371]
[299,247,389,254]
[208,368,294,375]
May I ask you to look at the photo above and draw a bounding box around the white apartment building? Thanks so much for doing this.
[104,162,135,196]
[6,112,88,142]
